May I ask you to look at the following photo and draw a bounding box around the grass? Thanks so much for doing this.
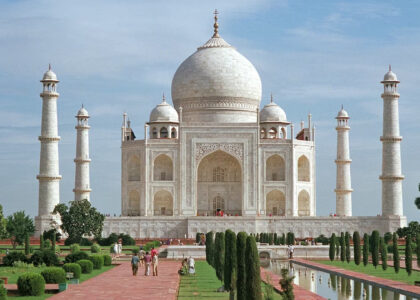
[177,261,283,299]
[316,260,420,285]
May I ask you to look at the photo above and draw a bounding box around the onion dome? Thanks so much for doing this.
[260,95,287,123]
[171,10,262,123]
[149,94,179,123]
[77,105,89,118]
[336,105,349,119]
[382,65,399,83]
[41,64,58,82]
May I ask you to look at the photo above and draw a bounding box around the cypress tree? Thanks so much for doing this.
[236,232,247,300]
[363,234,369,266]
[380,237,387,270]
[392,233,399,273]
[345,232,350,263]
[405,237,412,276]
[269,233,274,245]
[245,235,261,300]
[214,232,225,282]
[274,233,278,245]
[340,232,345,262]
[416,232,420,267]
[224,230,237,296]
[353,231,361,265]
[256,233,259,242]
[371,230,380,268]
[329,233,336,261]
[206,231,214,267]
[40,234,44,250]
[24,234,30,255]
[52,232,56,252]
[282,233,286,245]
[335,235,340,257]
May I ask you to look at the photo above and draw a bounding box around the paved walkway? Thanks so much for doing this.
[260,267,326,300]
[292,259,420,298]
[49,261,180,300]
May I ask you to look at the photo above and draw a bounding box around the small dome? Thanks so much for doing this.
[42,65,58,81]
[260,100,287,123]
[149,96,179,123]
[77,106,89,117]
[336,107,349,118]
[382,66,399,82]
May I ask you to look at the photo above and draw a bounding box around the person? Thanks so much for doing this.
[113,242,119,259]
[289,244,294,259]
[131,252,140,276]
[188,256,195,275]
[139,247,145,267]
[152,253,158,276]
[144,251,152,276]
[151,247,158,258]
[118,238,123,256]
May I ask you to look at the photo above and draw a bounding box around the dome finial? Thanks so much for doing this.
[213,9,219,38]
[162,92,166,103]
[389,64,391,72]
[270,93,273,103]
[48,63,51,71]
[341,104,343,110]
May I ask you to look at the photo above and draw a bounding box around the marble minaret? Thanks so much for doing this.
[335,106,352,216]
[35,65,61,235]
[380,66,404,216]
[73,106,91,201]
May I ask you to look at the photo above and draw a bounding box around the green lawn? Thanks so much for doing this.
[177,261,283,299]
[316,260,420,285]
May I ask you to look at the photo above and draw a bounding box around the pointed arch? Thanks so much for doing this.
[153,154,173,181]
[160,127,168,138]
[152,127,158,139]
[266,190,286,216]
[298,155,310,182]
[268,127,277,139]
[128,155,141,181]
[153,190,173,216]
[171,127,177,138]
[260,128,267,139]
[266,154,285,181]
[128,190,140,216]
[298,190,310,216]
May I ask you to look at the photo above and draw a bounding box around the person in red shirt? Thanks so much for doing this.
[151,247,158,258]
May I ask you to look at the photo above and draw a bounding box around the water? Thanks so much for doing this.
[262,259,419,300]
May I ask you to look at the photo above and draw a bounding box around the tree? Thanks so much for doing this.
[214,232,225,283]
[363,233,369,266]
[236,232,247,300]
[274,233,278,245]
[340,232,345,262]
[224,230,237,299]
[205,231,214,267]
[416,232,420,268]
[345,232,350,263]
[51,231,56,252]
[53,199,105,243]
[25,234,30,255]
[0,204,7,239]
[286,232,295,245]
[335,235,340,257]
[6,211,35,249]
[405,237,412,276]
[415,183,420,209]
[40,234,44,250]
[384,232,392,244]
[392,233,399,273]
[245,235,261,300]
[353,232,361,265]
[279,268,295,300]
[396,221,420,239]
[43,229,61,243]
[380,237,387,270]
[329,233,336,261]
[371,231,380,268]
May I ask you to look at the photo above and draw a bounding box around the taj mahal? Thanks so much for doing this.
[35,12,407,238]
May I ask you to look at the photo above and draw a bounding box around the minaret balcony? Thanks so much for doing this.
[380,136,402,142]
[75,125,90,130]
[381,92,400,98]
[38,136,60,142]
[40,91,60,97]
[379,175,404,181]
[36,174,62,181]
[334,159,352,164]
[74,158,91,163]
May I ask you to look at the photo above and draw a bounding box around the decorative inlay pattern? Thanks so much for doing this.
[195,143,243,163]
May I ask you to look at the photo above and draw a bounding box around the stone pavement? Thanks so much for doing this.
[292,258,420,298]
[260,267,326,300]
[49,260,180,300]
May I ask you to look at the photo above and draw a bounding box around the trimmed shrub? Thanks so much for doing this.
[131,246,139,254]
[340,232,345,262]
[392,233,400,273]
[214,232,225,282]
[205,231,214,267]
[80,238,93,246]
[245,235,261,300]
[25,234,30,255]
[41,267,66,283]
[286,232,295,245]
[65,251,89,263]
[0,283,7,300]
[353,232,361,265]
[30,250,59,267]
[44,240,51,249]
[89,254,104,270]
[51,232,56,252]
[3,251,27,266]
[345,232,350,263]
[315,234,330,245]
[363,234,369,266]
[329,233,336,261]
[40,234,44,250]
[195,232,201,244]
[77,259,93,274]
[405,237,412,275]
[70,244,81,254]
[17,273,45,296]
[371,230,380,268]
[384,232,392,244]
[224,230,237,293]
[103,254,112,266]
[236,232,247,300]
[380,237,387,270]
[118,233,135,246]
[91,243,101,253]
[63,263,82,279]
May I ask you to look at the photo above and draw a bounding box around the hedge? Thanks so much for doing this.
[17,273,45,296]
[70,244,81,254]
[89,254,104,270]
[63,263,82,279]
[65,251,89,263]
[103,254,112,266]
[41,267,66,284]
[91,243,101,253]
[3,251,27,266]
[77,260,93,274]
[29,250,59,267]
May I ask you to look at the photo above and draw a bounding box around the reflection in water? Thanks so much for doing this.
[262,259,411,300]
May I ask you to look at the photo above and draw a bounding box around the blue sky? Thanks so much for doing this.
[0,0,419,222]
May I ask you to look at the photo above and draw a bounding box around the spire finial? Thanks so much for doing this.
[341,104,343,110]
[82,103,84,108]
[270,93,273,103]
[162,92,166,103]
[213,9,219,38]
[48,63,51,71]
[389,64,391,72]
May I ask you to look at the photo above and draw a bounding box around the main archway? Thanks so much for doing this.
[197,150,242,216]
[153,190,173,216]
[266,190,286,216]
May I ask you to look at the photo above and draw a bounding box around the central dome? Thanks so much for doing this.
[171,18,262,123]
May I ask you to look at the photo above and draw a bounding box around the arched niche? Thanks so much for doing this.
[128,155,141,181]
[298,190,310,216]
[160,127,168,138]
[268,127,277,139]
[298,155,310,182]
[128,190,140,216]
[153,154,173,181]
[266,155,285,181]
[266,190,285,216]
[197,150,242,216]
[153,190,173,216]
